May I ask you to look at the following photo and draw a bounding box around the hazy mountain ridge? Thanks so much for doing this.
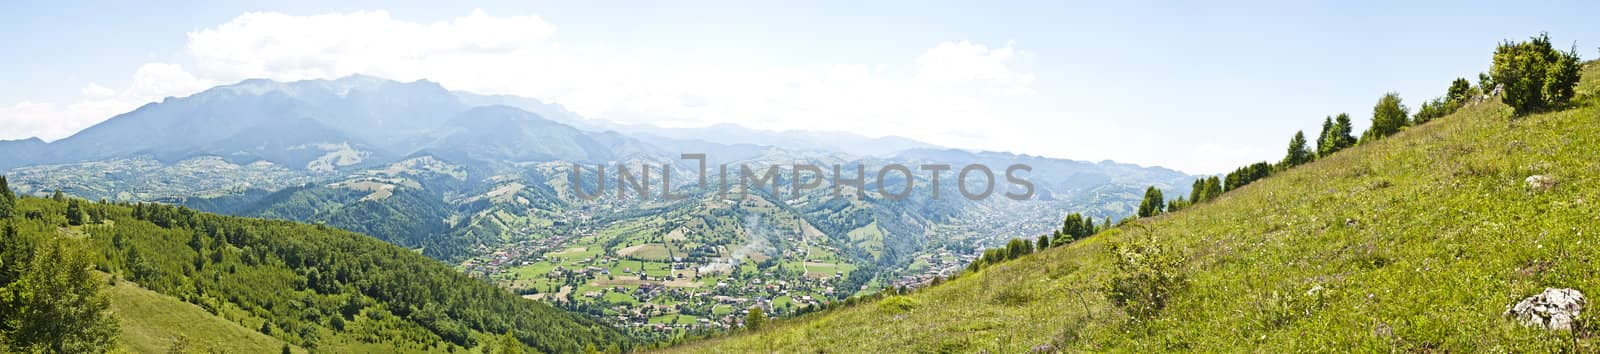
[1,75,1199,335]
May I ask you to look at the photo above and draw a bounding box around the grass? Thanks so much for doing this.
[619,243,675,261]
[107,274,298,353]
[649,314,704,325]
[663,61,1600,352]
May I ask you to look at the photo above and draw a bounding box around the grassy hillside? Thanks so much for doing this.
[1,196,631,353]
[106,274,297,353]
[667,60,1600,352]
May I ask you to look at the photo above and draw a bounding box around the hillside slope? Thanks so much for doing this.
[668,60,1600,352]
[106,275,296,353]
[1,197,631,353]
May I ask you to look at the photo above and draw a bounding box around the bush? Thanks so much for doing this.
[1104,233,1186,320]
[878,296,920,313]
[1363,92,1409,141]
[744,307,766,330]
[1492,32,1583,116]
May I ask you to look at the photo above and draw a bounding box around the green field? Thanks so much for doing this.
[667,60,1600,352]
[649,314,704,325]
[108,275,297,354]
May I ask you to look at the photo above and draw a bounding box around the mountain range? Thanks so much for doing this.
[0,74,1195,339]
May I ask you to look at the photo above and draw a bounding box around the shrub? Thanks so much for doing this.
[1104,233,1186,320]
[744,307,767,330]
[1363,92,1409,141]
[878,296,920,313]
[1492,32,1582,116]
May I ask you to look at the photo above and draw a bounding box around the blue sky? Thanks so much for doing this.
[2,0,1595,174]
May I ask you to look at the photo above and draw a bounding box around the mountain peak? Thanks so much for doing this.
[0,137,45,144]
[206,74,448,99]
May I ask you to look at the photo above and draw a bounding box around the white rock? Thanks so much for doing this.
[1505,288,1586,331]
[1525,175,1558,191]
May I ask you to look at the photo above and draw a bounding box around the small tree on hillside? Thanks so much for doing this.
[1416,77,1480,124]
[1106,232,1187,321]
[745,307,767,330]
[1188,178,1206,205]
[1478,72,1495,95]
[66,199,85,226]
[1317,114,1356,157]
[1314,117,1334,156]
[1137,187,1165,218]
[1282,130,1313,168]
[1448,77,1473,102]
[1491,32,1583,116]
[1363,93,1409,142]
[1201,176,1222,202]
[1166,196,1189,213]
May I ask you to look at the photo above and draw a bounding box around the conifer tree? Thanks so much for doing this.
[1331,113,1356,152]
[1282,130,1313,168]
[1137,187,1165,218]
[66,200,85,226]
[0,176,14,218]
[1189,178,1206,205]
[1202,176,1222,202]
[1315,117,1335,157]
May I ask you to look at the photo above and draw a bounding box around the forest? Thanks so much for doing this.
[0,179,630,353]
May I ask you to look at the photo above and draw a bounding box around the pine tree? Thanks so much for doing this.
[1282,130,1313,168]
[1188,178,1206,205]
[66,200,86,226]
[51,189,65,202]
[1166,197,1188,212]
[0,176,14,218]
[1137,187,1165,218]
[1332,113,1356,151]
[1315,117,1335,157]
[1202,176,1222,202]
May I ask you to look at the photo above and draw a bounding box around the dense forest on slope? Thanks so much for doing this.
[0,190,630,353]
[667,39,1598,353]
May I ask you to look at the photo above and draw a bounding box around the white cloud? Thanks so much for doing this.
[126,63,211,101]
[81,84,115,98]
[1,63,213,141]
[185,9,557,83]
[1180,143,1276,175]
[914,40,1036,96]
[2,9,1037,151]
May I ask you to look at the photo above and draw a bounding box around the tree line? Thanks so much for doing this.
[1149,32,1586,218]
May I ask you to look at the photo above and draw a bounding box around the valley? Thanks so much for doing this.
[0,75,1191,344]
[3,4,1594,353]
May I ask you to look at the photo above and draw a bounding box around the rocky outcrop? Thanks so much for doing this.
[1505,288,1585,331]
